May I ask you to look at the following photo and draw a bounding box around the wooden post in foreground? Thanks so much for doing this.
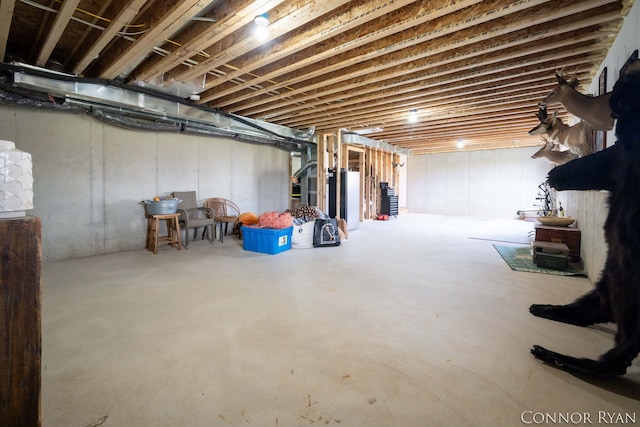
[0,216,42,427]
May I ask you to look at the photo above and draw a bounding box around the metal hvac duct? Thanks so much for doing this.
[7,62,316,152]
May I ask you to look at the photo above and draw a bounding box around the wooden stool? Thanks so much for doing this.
[146,213,182,254]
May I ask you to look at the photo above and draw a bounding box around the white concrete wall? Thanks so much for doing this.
[0,105,290,261]
[407,147,552,218]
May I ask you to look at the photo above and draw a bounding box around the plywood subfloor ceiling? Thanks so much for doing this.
[0,0,634,154]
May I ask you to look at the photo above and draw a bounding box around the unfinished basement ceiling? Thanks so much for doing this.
[0,0,633,154]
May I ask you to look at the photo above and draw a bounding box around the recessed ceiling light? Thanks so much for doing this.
[254,13,269,27]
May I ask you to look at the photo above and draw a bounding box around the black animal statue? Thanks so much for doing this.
[529,63,640,377]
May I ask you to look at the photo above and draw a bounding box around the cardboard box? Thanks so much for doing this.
[241,226,293,254]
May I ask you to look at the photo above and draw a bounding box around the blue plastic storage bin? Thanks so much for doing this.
[241,226,293,254]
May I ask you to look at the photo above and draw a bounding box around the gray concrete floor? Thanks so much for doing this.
[42,214,640,427]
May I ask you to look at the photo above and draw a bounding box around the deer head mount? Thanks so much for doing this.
[531,136,578,166]
[529,105,594,158]
[538,70,614,131]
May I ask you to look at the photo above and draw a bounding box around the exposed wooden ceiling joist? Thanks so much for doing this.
[0,0,16,61]
[0,0,633,154]
[35,0,82,67]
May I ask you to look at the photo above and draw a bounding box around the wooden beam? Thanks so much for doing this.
[233,9,614,118]
[72,0,148,74]
[210,0,552,112]
[0,217,42,427]
[275,28,606,126]
[197,0,474,104]
[262,48,604,140]
[364,147,372,219]
[200,0,488,106]
[36,0,82,67]
[359,150,365,222]
[95,0,212,79]
[334,131,342,219]
[0,0,16,62]
[317,133,335,211]
[134,0,285,82]
[171,0,349,83]
[392,154,400,206]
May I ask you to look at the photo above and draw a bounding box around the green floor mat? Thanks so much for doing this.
[493,244,587,277]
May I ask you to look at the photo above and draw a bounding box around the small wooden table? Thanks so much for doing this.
[146,213,182,254]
